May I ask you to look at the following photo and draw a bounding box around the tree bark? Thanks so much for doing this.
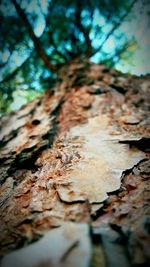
[0,59,150,267]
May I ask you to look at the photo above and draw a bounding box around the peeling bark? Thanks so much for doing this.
[0,59,150,266]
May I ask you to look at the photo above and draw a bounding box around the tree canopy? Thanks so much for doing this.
[0,0,149,113]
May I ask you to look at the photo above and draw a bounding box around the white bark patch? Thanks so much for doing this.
[58,115,145,203]
[1,222,91,267]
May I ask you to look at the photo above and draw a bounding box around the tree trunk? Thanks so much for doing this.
[0,59,150,267]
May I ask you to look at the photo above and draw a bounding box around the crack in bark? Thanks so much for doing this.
[110,84,127,94]
[60,240,80,262]
[6,97,65,177]
[42,97,64,148]
[119,138,150,152]
[0,128,20,150]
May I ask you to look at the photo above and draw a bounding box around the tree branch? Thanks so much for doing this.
[0,51,12,69]
[111,40,136,67]
[75,0,93,57]
[12,0,57,72]
[0,61,9,69]
[101,40,135,68]
[37,0,68,63]
[92,0,137,57]
[0,51,32,84]
[48,29,68,62]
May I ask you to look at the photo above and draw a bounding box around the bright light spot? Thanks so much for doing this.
[116,46,150,75]
[103,37,115,53]
[10,89,42,111]
[91,1,150,75]
[27,2,37,12]
[115,0,150,75]
[35,19,45,36]
[1,51,10,62]
[93,9,105,26]
[10,90,27,110]
[41,0,50,13]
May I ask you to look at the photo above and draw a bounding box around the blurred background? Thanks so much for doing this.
[0,0,150,114]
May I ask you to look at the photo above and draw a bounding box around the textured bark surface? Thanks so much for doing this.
[0,59,150,266]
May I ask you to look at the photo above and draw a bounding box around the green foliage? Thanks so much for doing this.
[0,0,149,114]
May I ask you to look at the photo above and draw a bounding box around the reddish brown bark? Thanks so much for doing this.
[0,59,150,266]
